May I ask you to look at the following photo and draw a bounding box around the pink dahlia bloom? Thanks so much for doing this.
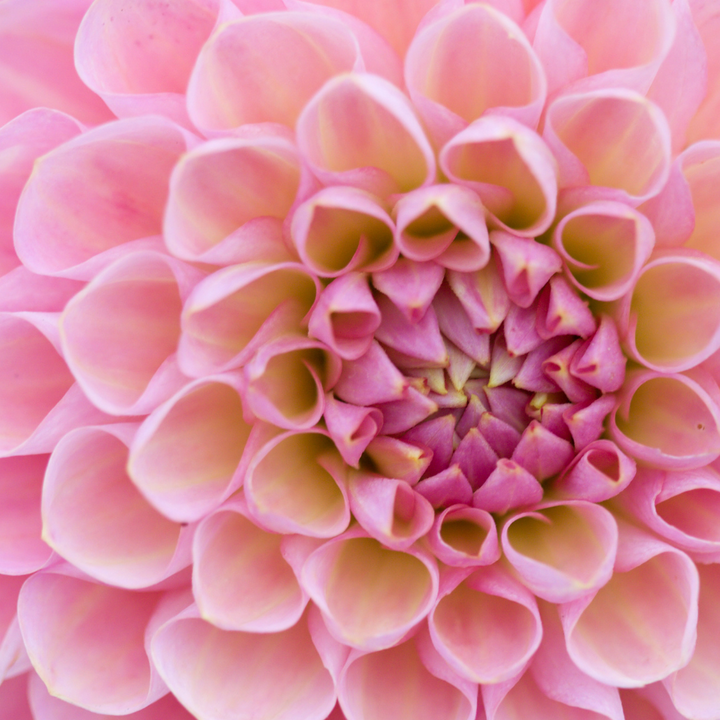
[3,0,720,718]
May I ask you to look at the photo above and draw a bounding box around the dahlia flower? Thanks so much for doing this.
[2,0,720,718]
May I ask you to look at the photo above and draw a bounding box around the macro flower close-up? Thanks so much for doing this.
[2,0,720,717]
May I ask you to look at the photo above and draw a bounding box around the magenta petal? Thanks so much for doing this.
[375,387,438,435]
[569,315,626,393]
[18,570,165,714]
[0,673,32,720]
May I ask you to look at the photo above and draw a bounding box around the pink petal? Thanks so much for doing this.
[347,470,435,550]
[405,415,456,478]
[553,440,636,503]
[543,89,671,203]
[0,267,83,313]
[151,603,335,720]
[561,520,699,687]
[244,429,351,538]
[42,425,189,590]
[610,367,720,470]
[187,11,357,132]
[296,73,436,197]
[192,495,307,632]
[178,261,320,377]
[300,527,438,651]
[542,341,598,404]
[569,315,626,393]
[291,187,397,276]
[334,341,407,406]
[373,259,445,324]
[393,185,490,272]
[472,459,543,514]
[503,300,543,356]
[375,387,438,435]
[128,376,252,522]
[164,135,301,265]
[14,117,190,280]
[427,505,500,567]
[338,629,477,720]
[563,393,617,451]
[61,252,201,416]
[18,570,165,714]
[553,201,655,301]
[0,673,31,720]
[440,116,558,237]
[687,0,720,143]
[363,435,432,485]
[75,0,217,126]
[429,564,542,685]
[536,274,597,340]
[0,574,30,681]
[511,420,575,481]
[406,3,546,147]
[0,0,113,126]
[324,394,382,467]
[502,501,618,603]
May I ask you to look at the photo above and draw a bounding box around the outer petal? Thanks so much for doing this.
[427,505,500,567]
[0,673,32,720]
[687,0,720,143]
[0,574,30,682]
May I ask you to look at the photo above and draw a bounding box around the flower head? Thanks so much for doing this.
[2,0,720,718]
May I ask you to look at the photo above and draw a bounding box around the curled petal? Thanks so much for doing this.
[427,505,500,567]
[75,0,217,125]
[502,501,618,603]
[542,340,598,404]
[553,440,636,503]
[128,377,251,523]
[178,262,320,377]
[152,603,335,720]
[43,425,190,590]
[393,185,490,272]
[193,496,307,632]
[14,117,189,280]
[291,187,397,277]
[429,564,542,685]
[563,393,617,451]
[406,3,546,146]
[18,570,165,714]
[440,116,558,237]
[373,259,445,324]
[569,315,626,393]
[560,520,699,687]
[164,135,301,265]
[338,629,477,720]
[617,251,720,373]
[61,252,202,416]
[543,89,671,203]
[334,341,407,406]
[610,367,720,470]
[0,574,30,681]
[348,470,435,550]
[187,11,357,132]
[300,527,438,650]
[244,429,350,538]
[297,73,436,197]
[536,274,597,340]
[553,201,655,302]
[687,0,720,143]
[324,394,382,467]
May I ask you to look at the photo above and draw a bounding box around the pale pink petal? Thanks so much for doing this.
[393,185,490,272]
[297,73,436,197]
[440,117,558,236]
[61,252,201,416]
[42,425,189,590]
[300,527,438,650]
[0,268,83,313]
[178,261,320,377]
[0,0,113,126]
[373,260,445,324]
[610,367,720,470]
[433,282,491,364]
[164,135,301,265]
[406,3,546,147]
[502,501,618,603]
[664,562,720,720]
[338,629,477,720]
[0,673,31,720]
[0,456,51,575]
[427,505,500,567]
[192,495,307,632]
[324,394,382,467]
[187,11,357,132]
[363,435,432,485]
[75,0,217,126]
[0,574,30,681]
[532,0,675,95]
[429,564,542,685]
[553,440,636,502]
[561,520,699,687]
[334,341,407,405]
[151,604,335,720]
[472,459,543,514]
[243,334,340,430]
[128,377,252,522]
[244,429,350,537]
[0,314,109,457]
[18,570,165,714]
[347,470,435,550]
[621,684,688,720]
[308,273,380,360]
[0,108,83,276]
[687,0,720,142]
[553,201,655,302]
[14,117,190,280]
[569,315,626,393]
[291,187,397,276]
[543,89,671,203]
